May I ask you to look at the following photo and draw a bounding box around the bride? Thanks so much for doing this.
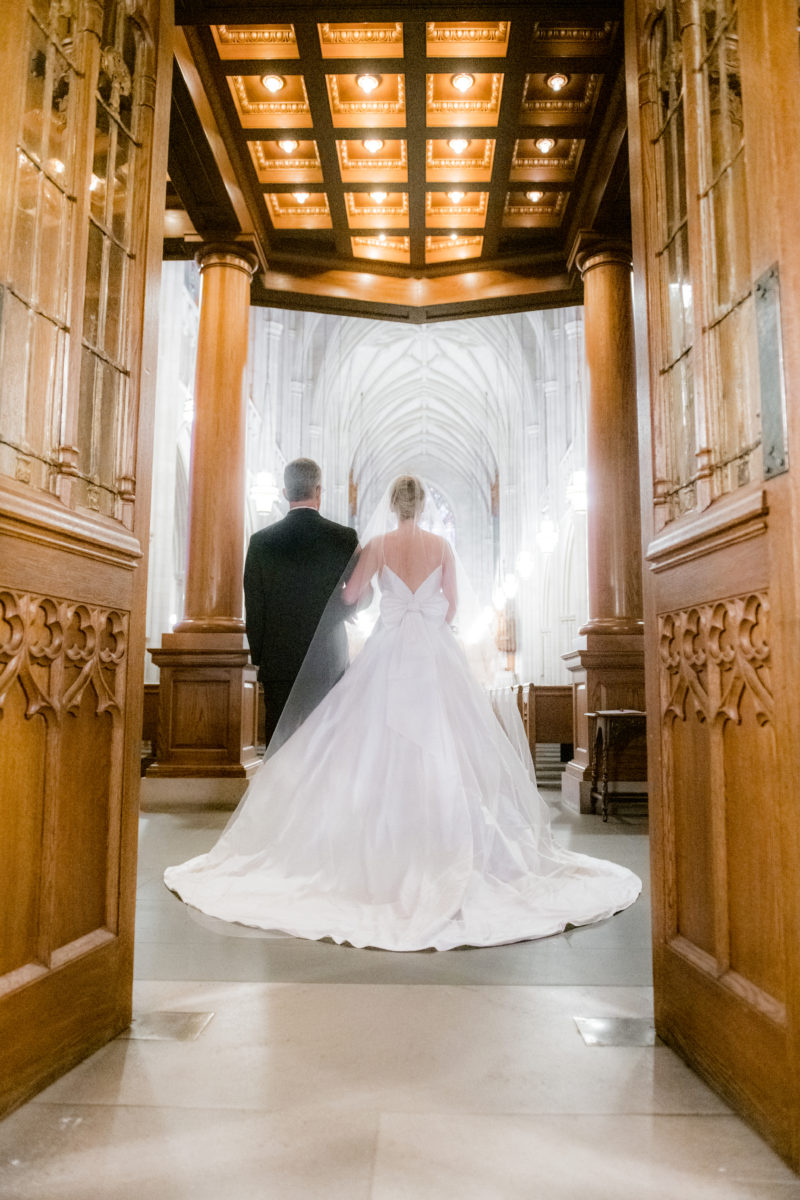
[164,475,640,951]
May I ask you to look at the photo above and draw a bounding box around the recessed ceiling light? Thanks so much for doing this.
[378,232,387,242]
[448,138,471,155]
[526,190,543,203]
[447,191,465,203]
[450,233,458,241]
[534,137,556,154]
[362,138,384,154]
[262,74,285,93]
[356,73,381,94]
[370,191,388,203]
[451,72,475,93]
[546,72,570,92]
[293,192,310,203]
[278,139,298,154]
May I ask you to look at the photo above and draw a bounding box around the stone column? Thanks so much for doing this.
[146,245,261,797]
[562,243,647,812]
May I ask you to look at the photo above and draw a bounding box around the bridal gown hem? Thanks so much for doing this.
[164,566,641,952]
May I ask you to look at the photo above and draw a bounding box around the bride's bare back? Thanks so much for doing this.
[344,524,457,620]
[381,526,445,591]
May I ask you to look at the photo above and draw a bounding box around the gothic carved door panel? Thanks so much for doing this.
[627,0,800,1167]
[0,0,170,1112]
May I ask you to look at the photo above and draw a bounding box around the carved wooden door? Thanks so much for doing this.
[0,0,170,1112]
[626,0,800,1167]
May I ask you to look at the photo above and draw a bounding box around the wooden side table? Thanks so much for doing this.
[588,709,648,821]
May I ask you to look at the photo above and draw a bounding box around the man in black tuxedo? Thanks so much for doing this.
[244,458,359,747]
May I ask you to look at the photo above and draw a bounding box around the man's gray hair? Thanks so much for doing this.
[284,458,322,502]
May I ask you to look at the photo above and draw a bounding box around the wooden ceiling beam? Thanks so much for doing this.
[176,1,619,23]
[478,16,531,260]
[290,15,354,258]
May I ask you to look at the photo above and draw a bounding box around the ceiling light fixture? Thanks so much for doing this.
[447,191,465,203]
[378,232,387,242]
[447,138,471,154]
[293,192,310,203]
[534,137,556,154]
[450,233,458,241]
[546,72,570,92]
[261,74,285,93]
[370,191,388,203]
[278,139,298,154]
[356,73,381,94]
[362,138,384,154]
[526,190,543,203]
[451,72,475,93]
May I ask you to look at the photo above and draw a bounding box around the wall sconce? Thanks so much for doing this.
[250,471,280,513]
[566,469,588,512]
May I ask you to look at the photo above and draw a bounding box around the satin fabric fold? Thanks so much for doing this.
[164,564,641,951]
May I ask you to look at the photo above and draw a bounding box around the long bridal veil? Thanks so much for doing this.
[165,472,641,950]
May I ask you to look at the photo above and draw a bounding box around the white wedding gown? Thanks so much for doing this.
[164,565,641,951]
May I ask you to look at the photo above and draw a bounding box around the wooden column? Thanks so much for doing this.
[148,245,260,781]
[562,242,646,812]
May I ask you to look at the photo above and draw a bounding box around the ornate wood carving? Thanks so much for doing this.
[0,589,128,720]
[658,591,771,728]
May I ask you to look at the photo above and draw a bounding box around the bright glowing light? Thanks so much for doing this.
[546,72,569,92]
[515,549,534,580]
[356,73,381,94]
[534,137,556,154]
[49,158,65,175]
[355,610,378,636]
[370,191,388,203]
[362,138,384,153]
[451,72,475,93]
[278,139,298,154]
[261,74,285,93]
[536,518,559,554]
[464,607,494,645]
[377,232,387,242]
[447,190,465,203]
[566,469,588,512]
[449,233,458,241]
[526,190,543,203]
[448,138,470,154]
[293,192,310,203]
[250,471,280,513]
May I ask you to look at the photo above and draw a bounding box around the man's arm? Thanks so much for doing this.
[243,538,265,668]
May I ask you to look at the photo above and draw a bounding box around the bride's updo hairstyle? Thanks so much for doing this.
[390,475,425,521]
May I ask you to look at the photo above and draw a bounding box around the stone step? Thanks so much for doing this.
[534,743,567,787]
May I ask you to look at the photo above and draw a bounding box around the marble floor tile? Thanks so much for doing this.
[0,1103,376,1200]
[33,984,728,1117]
[371,1113,800,1200]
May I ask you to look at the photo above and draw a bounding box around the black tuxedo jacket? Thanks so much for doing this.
[243,507,358,688]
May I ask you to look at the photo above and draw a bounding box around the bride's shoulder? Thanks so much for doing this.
[361,534,385,560]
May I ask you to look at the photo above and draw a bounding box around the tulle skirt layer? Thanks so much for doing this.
[164,623,641,951]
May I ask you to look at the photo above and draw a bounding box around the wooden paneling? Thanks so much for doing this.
[627,0,800,1167]
[0,0,172,1115]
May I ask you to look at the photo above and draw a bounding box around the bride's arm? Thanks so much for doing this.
[442,542,458,624]
[343,537,380,606]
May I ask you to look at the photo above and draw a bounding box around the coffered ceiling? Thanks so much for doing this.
[167,1,630,321]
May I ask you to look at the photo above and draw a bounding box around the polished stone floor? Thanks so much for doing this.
[1,794,799,1198]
